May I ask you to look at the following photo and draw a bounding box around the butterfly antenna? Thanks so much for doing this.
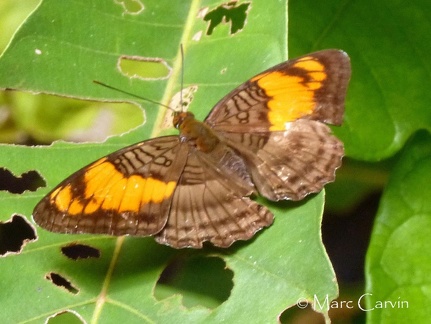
[93,80,175,112]
[180,44,185,112]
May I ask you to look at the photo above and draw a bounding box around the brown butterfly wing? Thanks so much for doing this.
[33,136,188,236]
[204,50,351,201]
[223,120,343,201]
[205,50,350,131]
[155,142,273,248]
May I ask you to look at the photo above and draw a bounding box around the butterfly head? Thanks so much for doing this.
[173,111,195,129]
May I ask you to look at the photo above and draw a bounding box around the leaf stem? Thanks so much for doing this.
[91,236,125,324]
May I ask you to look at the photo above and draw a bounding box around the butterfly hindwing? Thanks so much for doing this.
[156,142,273,248]
[224,119,344,201]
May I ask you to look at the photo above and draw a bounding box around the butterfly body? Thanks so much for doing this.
[175,111,221,153]
[33,50,351,248]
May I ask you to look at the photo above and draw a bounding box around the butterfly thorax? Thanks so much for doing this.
[174,111,220,153]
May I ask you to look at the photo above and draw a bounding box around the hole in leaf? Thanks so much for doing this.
[155,255,233,309]
[45,272,79,295]
[46,310,85,324]
[0,168,45,194]
[0,215,37,257]
[61,242,101,260]
[1,91,144,144]
[203,1,251,35]
[114,0,145,15]
[279,300,357,323]
[279,303,326,323]
[192,30,203,41]
[118,56,171,80]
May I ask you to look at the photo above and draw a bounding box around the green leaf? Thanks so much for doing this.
[290,0,431,161]
[365,132,431,322]
[0,0,338,323]
[289,1,431,322]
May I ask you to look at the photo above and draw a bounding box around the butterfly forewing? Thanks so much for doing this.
[205,50,350,131]
[33,136,188,236]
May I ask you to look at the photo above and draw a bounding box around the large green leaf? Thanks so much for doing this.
[289,0,431,322]
[365,132,431,322]
[0,1,338,323]
[290,0,431,161]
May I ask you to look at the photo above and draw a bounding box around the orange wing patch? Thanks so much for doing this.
[252,56,327,131]
[50,185,74,212]
[49,158,177,215]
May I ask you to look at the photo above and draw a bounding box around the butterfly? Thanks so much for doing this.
[33,50,351,249]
